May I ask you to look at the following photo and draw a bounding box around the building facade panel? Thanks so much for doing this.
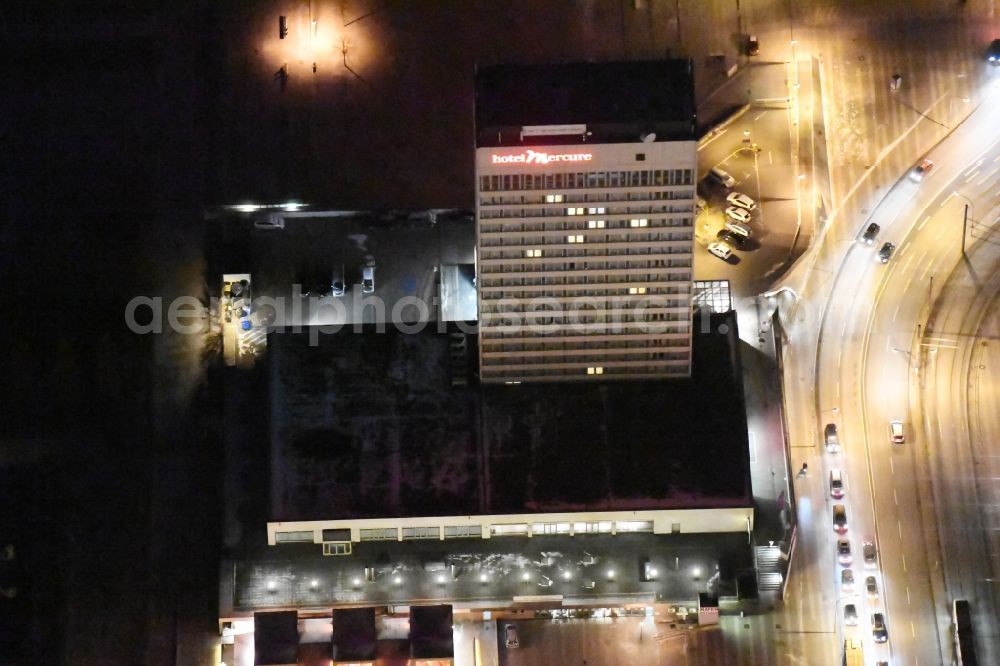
[475,142,696,383]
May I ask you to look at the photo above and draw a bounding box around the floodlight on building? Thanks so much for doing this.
[352,577,362,587]
[266,580,277,591]
[562,571,572,581]
[436,574,446,585]
[310,579,319,589]
[393,576,403,586]
[692,567,702,578]
[606,570,616,580]
[521,572,531,582]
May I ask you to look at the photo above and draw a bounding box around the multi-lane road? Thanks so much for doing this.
[774,37,1000,666]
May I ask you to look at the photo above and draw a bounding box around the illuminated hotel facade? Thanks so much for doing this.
[474,60,699,383]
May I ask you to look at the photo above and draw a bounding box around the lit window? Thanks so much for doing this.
[566,207,585,215]
[587,219,606,229]
[525,249,543,258]
[628,287,648,295]
[629,218,649,228]
[586,366,604,375]
[566,234,585,243]
[545,194,565,203]
[587,207,607,214]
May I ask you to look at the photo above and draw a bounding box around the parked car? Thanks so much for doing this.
[710,167,736,188]
[989,38,1000,64]
[837,538,853,565]
[872,612,888,643]
[824,423,840,453]
[866,575,879,600]
[725,206,752,224]
[841,568,855,592]
[863,541,877,569]
[361,265,375,294]
[331,264,346,297]
[505,624,519,648]
[889,420,905,443]
[861,222,881,245]
[253,213,285,230]
[707,242,733,261]
[830,469,845,499]
[727,192,756,211]
[844,603,858,626]
[909,158,934,182]
[878,242,896,263]
[724,221,752,239]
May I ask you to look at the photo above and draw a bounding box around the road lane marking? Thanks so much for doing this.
[978,166,999,185]
[892,304,900,322]
[890,458,894,475]
[906,585,910,605]
[939,196,951,207]
[754,111,767,121]
[965,170,980,184]
[918,215,931,230]
[902,553,907,572]
[898,520,902,538]
[911,621,916,638]
[894,488,898,505]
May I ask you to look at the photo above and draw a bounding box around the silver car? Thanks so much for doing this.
[725,206,752,224]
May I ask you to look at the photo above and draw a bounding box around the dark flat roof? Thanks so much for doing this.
[409,605,454,659]
[269,312,750,522]
[253,611,299,666]
[475,60,696,146]
[331,608,376,662]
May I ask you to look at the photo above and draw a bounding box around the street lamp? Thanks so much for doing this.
[953,190,975,256]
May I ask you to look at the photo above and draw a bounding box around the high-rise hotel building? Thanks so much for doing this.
[474,60,699,383]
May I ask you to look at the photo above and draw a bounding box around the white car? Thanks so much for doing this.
[889,420,905,443]
[361,265,375,294]
[725,206,752,224]
[724,221,751,238]
[707,242,733,261]
[726,192,756,210]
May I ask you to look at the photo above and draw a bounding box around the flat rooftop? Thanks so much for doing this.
[475,59,697,147]
[269,311,751,523]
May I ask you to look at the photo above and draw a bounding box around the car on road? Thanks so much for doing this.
[724,221,752,239]
[505,624,519,648]
[841,568,855,592]
[863,541,877,569]
[361,265,375,294]
[861,222,881,245]
[909,158,934,182]
[824,423,840,453]
[725,206,752,224]
[747,34,760,56]
[837,538,853,565]
[988,38,1000,64]
[889,420,905,443]
[844,603,858,626]
[871,612,888,643]
[877,242,896,263]
[707,242,733,261]
[727,191,756,211]
[830,469,845,499]
[833,504,848,533]
[710,167,736,188]
[866,575,879,600]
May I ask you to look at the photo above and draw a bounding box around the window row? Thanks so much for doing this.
[479,169,694,192]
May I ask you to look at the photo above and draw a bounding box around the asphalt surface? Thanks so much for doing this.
[773,13,1000,666]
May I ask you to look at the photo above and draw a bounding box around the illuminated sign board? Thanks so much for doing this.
[491,149,593,165]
